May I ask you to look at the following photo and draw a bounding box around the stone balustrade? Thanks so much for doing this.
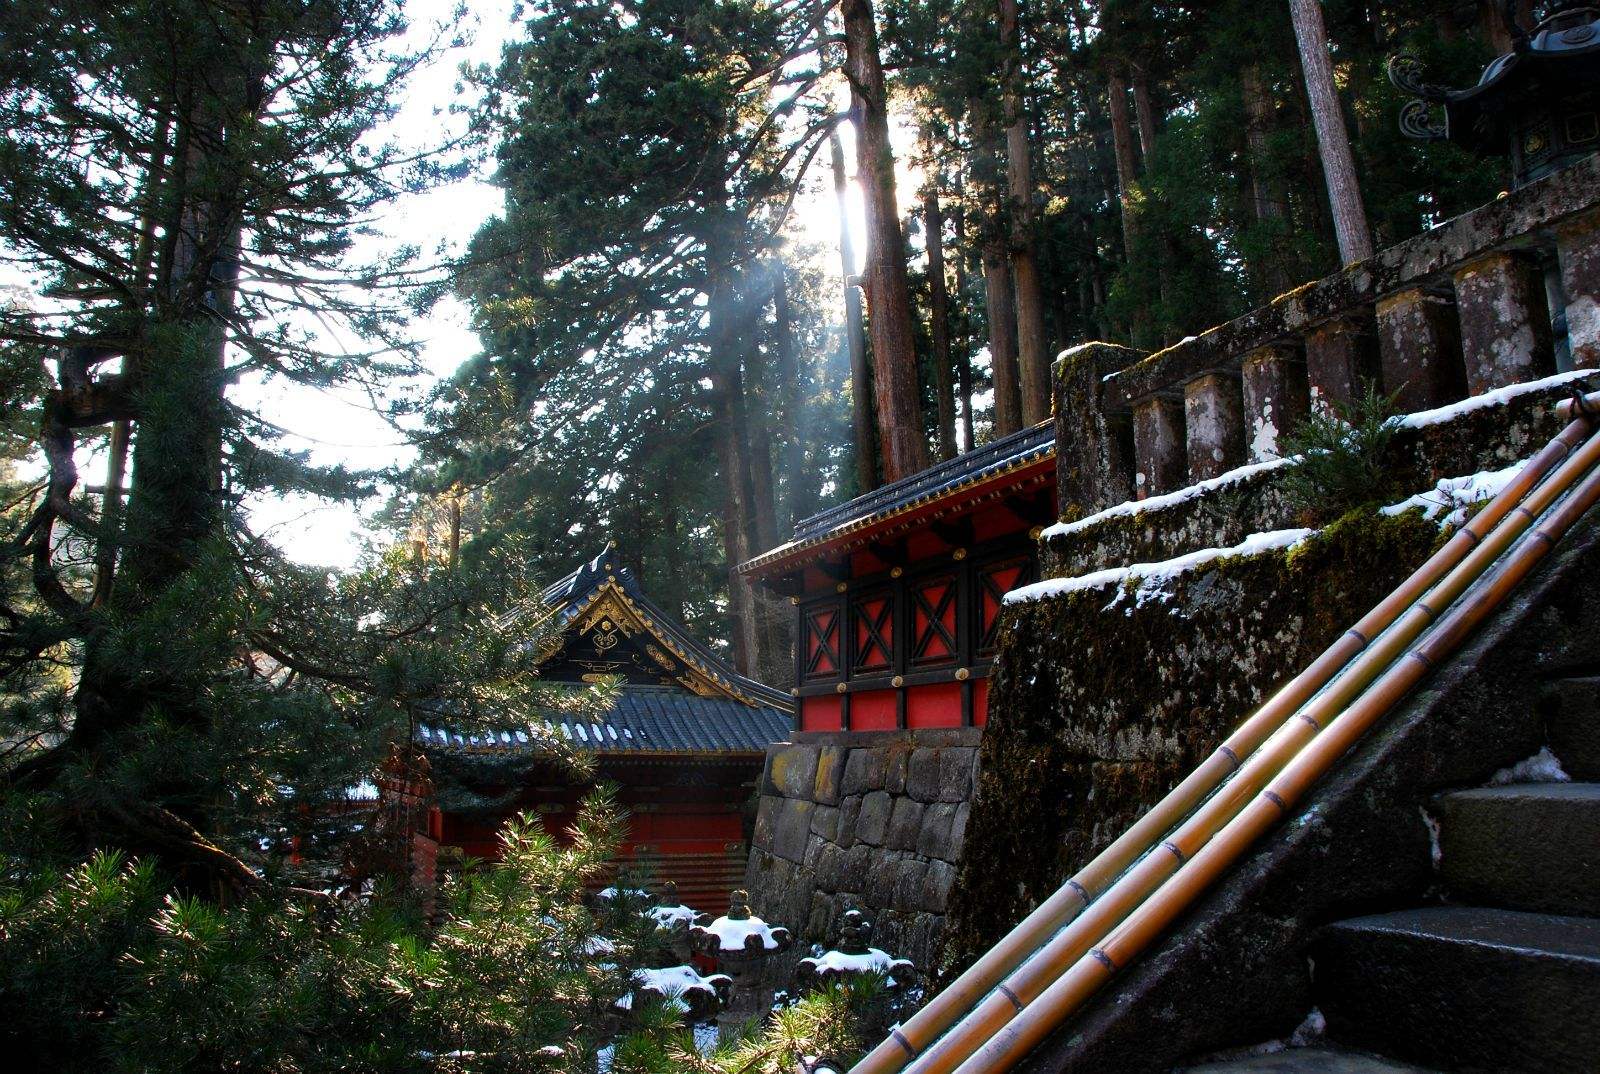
[1056,154,1600,510]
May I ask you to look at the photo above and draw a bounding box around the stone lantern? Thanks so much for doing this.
[794,909,917,995]
[645,881,708,964]
[690,889,793,1037]
[1390,3,1600,188]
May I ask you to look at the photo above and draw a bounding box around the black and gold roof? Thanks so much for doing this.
[435,549,791,756]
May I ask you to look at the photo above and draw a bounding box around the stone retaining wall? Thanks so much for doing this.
[744,728,980,976]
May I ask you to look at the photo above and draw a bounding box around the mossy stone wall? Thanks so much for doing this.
[941,510,1444,973]
[1044,376,1583,579]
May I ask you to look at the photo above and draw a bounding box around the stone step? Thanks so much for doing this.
[1433,783,1600,916]
[1545,677,1600,780]
[1179,1045,1438,1072]
[1312,906,1600,1073]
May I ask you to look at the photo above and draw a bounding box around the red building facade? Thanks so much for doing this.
[740,422,1056,732]
[418,549,791,913]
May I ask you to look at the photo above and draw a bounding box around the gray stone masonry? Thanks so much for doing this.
[745,728,982,979]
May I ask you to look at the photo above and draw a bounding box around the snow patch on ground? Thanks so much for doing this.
[1489,746,1571,786]
[1041,456,1296,541]
[1396,368,1597,430]
[1006,529,1314,607]
[1381,461,1526,527]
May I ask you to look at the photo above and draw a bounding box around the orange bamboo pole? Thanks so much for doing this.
[904,419,1600,1074]
[852,407,1598,1074]
[955,445,1600,1074]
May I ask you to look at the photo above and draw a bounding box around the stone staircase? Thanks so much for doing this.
[1185,675,1600,1073]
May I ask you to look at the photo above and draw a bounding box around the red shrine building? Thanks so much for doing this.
[739,421,1056,731]
[415,549,791,912]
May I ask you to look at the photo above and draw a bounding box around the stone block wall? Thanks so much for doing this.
[744,728,980,976]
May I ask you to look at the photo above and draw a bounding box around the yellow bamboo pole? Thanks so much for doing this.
[955,445,1600,1074]
[851,397,1599,1074]
[904,420,1600,1074]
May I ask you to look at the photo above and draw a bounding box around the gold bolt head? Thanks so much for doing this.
[890,566,903,579]
[835,581,848,593]
[953,548,968,561]
[955,667,970,681]
[1029,525,1044,541]
[835,682,848,694]
[891,675,904,688]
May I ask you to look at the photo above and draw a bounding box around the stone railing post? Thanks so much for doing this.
[1241,343,1310,461]
[1375,287,1465,411]
[1453,251,1555,393]
[1304,312,1377,415]
[1053,343,1142,517]
[1132,395,1185,499]
[1558,209,1600,368]
[1183,372,1245,482]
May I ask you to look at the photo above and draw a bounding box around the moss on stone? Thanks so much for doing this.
[940,508,1444,978]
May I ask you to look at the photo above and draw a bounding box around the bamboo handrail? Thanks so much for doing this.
[959,450,1600,1072]
[853,387,1600,1074]
[910,417,1600,1073]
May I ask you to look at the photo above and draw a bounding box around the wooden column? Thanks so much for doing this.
[1558,209,1600,368]
[1453,251,1554,394]
[1305,312,1375,415]
[1241,344,1310,462]
[1184,373,1245,482]
[1132,395,1186,498]
[1375,287,1465,412]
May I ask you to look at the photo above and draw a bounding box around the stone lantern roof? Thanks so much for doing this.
[1391,3,1600,186]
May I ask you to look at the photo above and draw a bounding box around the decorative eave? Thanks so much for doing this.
[503,548,792,713]
[738,423,1055,583]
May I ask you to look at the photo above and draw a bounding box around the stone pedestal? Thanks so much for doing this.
[1132,395,1186,499]
[1376,287,1465,412]
[1452,251,1554,394]
[1305,313,1377,415]
[1558,210,1600,368]
[1053,343,1142,516]
[1184,373,1246,482]
[1241,344,1310,461]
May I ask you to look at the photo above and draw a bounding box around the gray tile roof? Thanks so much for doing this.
[419,686,790,755]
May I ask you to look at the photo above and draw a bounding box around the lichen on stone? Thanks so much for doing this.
[940,508,1444,978]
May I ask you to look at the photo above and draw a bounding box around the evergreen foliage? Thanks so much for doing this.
[1279,384,1406,521]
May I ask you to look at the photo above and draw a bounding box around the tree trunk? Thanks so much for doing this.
[921,169,958,461]
[771,263,813,527]
[830,129,878,494]
[1288,0,1374,265]
[1106,65,1141,261]
[1241,64,1295,294]
[971,105,1022,437]
[741,279,779,553]
[999,0,1050,426]
[707,270,761,677]
[1132,63,1160,163]
[840,0,930,482]
[1479,0,1533,52]
[951,199,977,452]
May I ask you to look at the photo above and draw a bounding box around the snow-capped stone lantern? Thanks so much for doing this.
[691,889,793,1036]
[794,909,916,995]
[1390,2,1600,188]
[646,881,708,963]
[617,964,731,1025]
